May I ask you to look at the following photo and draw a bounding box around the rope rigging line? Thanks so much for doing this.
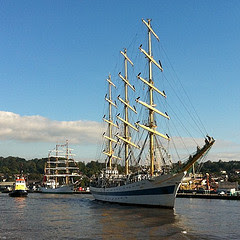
[164,99,200,147]
[137,132,149,164]
[159,44,208,135]
[150,36,206,138]
[162,72,206,138]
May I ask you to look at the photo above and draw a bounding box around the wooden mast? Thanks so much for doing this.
[136,19,169,176]
[147,19,155,176]
[102,75,118,169]
[137,19,214,176]
[55,144,58,184]
[117,49,139,175]
[65,140,69,185]
[108,74,113,170]
[123,49,130,175]
[46,151,50,182]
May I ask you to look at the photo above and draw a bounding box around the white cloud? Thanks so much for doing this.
[161,136,240,162]
[205,138,240,161]
[172,137,240,162]
[0,111,239,162]
[0,111,104,144]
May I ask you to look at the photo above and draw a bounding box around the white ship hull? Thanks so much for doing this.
[40,184,74,194]
[90,172,185,208]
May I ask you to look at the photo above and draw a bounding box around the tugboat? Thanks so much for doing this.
[9,174,28,197]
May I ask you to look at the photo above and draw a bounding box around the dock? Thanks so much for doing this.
[177,192,240,200]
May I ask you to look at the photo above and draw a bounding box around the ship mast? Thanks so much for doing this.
[123,49,130,175]
[46,151,51,181]
[44,141,81,183]
[55,144,58,184]
[136,19,170,176]
[148,19,155,176]
[103,75,119,169]
[117,49,138,175]
[65,140,69,185]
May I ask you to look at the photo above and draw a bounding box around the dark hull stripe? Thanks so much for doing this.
[91,185,176,196]
[9,190,28,197]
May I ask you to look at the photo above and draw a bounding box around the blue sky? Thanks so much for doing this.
[0,0,240,162]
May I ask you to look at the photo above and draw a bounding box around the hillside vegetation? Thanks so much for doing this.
[1,157,240,183]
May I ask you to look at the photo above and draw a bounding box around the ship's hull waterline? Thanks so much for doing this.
[9,190,28,197]
[90,172,185,208]
[40,184,74,194]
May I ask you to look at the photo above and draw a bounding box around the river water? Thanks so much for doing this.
[0,193,239,239]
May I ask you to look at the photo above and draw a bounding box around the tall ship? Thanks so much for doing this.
[90,19,215,208]
[40,140,82,193]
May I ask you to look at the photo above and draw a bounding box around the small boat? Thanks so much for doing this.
[39,140,82,194]
[90,19,215,208]
[9,175,28,197]
[40,179,74,193]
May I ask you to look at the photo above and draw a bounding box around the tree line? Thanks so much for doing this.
[1,156,240,183]
[0,156,107,182]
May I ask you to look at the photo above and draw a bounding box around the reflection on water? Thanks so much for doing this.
[13,197,27,209]
[0,194,240,239]
[91,201,190,240]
